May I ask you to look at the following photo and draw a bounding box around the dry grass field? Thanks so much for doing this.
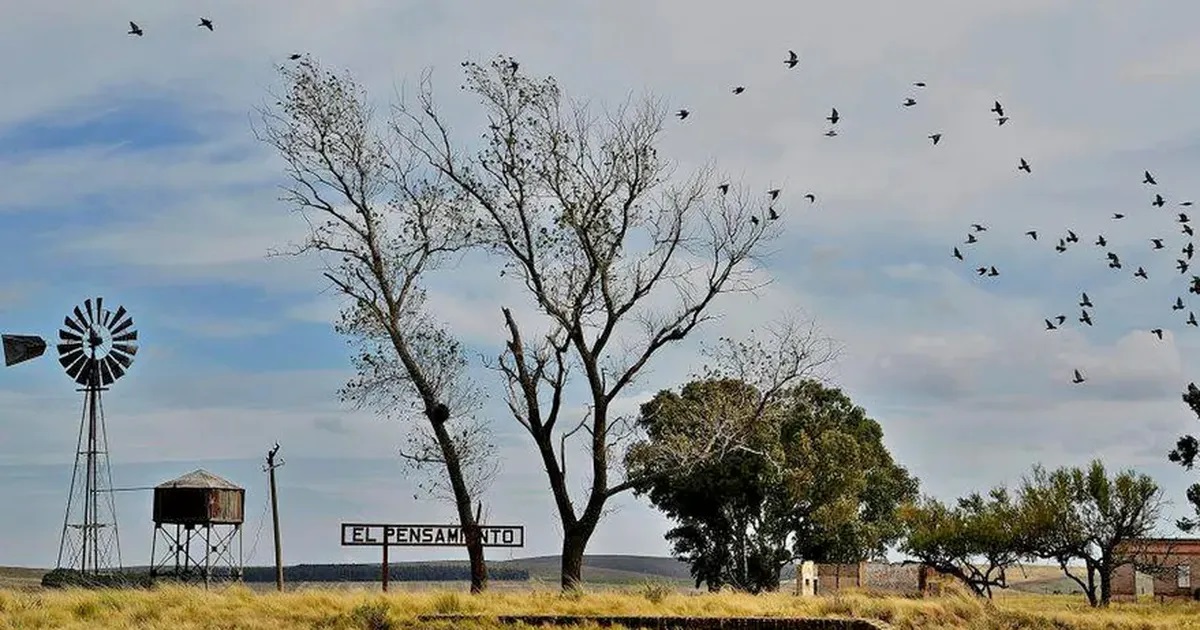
[1,579,1200,629]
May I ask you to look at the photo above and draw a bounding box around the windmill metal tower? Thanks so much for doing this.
[54,297,139,575]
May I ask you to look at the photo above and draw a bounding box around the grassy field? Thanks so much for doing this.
[1,580,1200,629]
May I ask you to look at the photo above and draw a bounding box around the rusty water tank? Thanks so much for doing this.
[153,469,244,526]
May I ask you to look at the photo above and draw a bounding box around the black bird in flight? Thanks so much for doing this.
[953,247,964,260]
[1019,158,1031,173]
[289,53,302,60]
[996,116,1009,126]
[1185,242,1195,259]
[1079,292,1093,308]
[717,183,730,195]
[971,223,987,232]
[903,98,917,107]
[768,208,780,221]
[1185,225,1195,237]
[1174,297,1186,311]
[825,129,838,137]
[1026,230,1038,240]
[1135,266,1149,279]
[1180,259,1190,274]
[1152,238,1165,250]
[827,108,839,124]
[1113,213,1125,219]
[1080,310,1093,326]
[966,233,979,244]
[1192,276,1200,295]
[732,86,745,94]
[929,133,942,145]
[1144,170,1157,185]
[976,266,988,276]
[1180,213,1191,223]
[1045,318,1059,330]
[199,17,213,31]
[768,188,781,201]
[1066,230,1079,243]
[1190,312,1199,327]
[676,109,690,120]
[785,50,799,68]
[1072,369,1086,384]
[1096,235,1107,247]
[751,216,760,225]
[913,81,927,87]
[1183,201,1195,207]
[988,266,999,277]
[991,101,1005,117]
[1152,328,1165,340]
[128,21,143,36]
[1154,194,1166,207]
[804,193,816,203]
[1056,239,1068,253]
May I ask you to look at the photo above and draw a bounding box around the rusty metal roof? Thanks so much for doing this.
[155,469,241,490]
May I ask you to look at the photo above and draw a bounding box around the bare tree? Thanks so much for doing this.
[254,57,496,593]
[391,54,805,589]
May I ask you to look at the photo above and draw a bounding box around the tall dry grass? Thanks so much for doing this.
[1,581,1199,629]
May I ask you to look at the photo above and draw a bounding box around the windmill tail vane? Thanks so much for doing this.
[2,334,46,367]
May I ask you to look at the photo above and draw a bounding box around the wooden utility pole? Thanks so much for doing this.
[264,443,285,592]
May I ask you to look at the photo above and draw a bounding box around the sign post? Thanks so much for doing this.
[340,523,525,591]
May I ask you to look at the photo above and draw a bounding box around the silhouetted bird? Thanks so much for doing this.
[1175,297,1186,311]
[1187,243,1195,259]
[1026,230,1038,240]
[1191,277,1200,295]
[1186,225,1195,237]
[768,189,781,201]
[1152,328,1165,340]
[966,233,978,244]
[1056,239,1068,253]
[785,50,799,68]
[676,109,690,120]
[976,267,988,276]
[952,246,964,261]
[768,208,780,220]
[1113,213,1125,219]
[750,216,760,225]
[971,223,987,232]
[988,266,999,276]
[1144,170,1157,185]
[1019,158,1031,173]
[732,86,745,94]
[804,193,816,203]
[825,129,838,137]
[996,116,1009,126]
[199,17,213,30]
[827,108,839,124]
[1181,213,1191,223]
[1154,194,1166,207]
[1045,319,1059,331]
[128,21,143,36]
[1066,230,1079,243]
[289,53,302,60]
[991,101,1004,117]
[1072,369,1085,384]
[929,133,942,145]
[1153,239,1165,249]
[717,183,730,195]
[1191,312,1199,327]
[1135,266,1149,279]
[1180,260,1190,274]
[1080,292,1093,308]
[1096,235,1107,247]
[913,81,927,87]
[1184,201,1195,207]
[903,98,917,107]
[1080,310,1093,326]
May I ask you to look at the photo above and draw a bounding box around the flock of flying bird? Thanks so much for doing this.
[119,23,1186,387]
[674,48,1198,387]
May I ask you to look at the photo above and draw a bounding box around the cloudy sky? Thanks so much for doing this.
[4,0,1200,571]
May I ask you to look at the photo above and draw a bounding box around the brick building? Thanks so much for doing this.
[811,562,927,596]
[1111,537,1200,602]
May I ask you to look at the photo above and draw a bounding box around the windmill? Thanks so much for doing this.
[52,297,139,575]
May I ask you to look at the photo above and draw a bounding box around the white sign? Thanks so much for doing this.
[340,523,525,548]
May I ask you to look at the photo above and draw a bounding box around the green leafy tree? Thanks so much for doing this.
[1168,382,1200,531]
[630,377,917,592]
[1018,460,1167,607]
[898,487,1025,598]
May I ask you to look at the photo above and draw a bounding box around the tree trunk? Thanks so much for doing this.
[560,524,593,591]
[1098,561,1113,607]
[429,417,488,594]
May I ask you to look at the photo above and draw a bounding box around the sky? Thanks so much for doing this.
[4,0,1200,571]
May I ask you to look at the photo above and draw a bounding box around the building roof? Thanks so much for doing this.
[155,469,241,490]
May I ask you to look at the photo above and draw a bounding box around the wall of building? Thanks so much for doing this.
[862,562,923,595]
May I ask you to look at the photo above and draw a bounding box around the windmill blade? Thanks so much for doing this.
[111,343,138,358]
[71,358,96,386]
[109,306,127,330]
[111,330,137,343]
[58,329,82,342]
[84,299,95,326]
[60,350,86,379]
[3,335,46,367]
[103,355,126,380]
[72,306,88,331]
[63,316,85,335]
[94,297,103,325]
[98,359,115,386]
[109,314,134,336]
[109,349,133,369]
[56,342,83,357]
